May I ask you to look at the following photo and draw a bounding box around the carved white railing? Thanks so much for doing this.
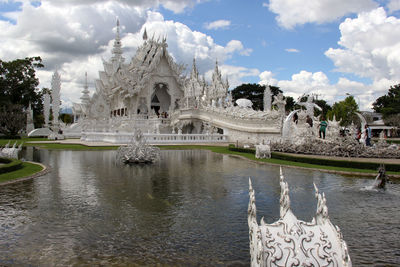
[81,132,228,144]
[172,108,282,134]
[249,168,352,267]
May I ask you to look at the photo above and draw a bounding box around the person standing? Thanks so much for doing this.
[319,118,328,139]
[365,124,372,146]
[306,115,313,127]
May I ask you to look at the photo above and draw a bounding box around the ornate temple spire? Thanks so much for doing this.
[143,28,148,41]
[111,19,124,62]
[210,59,229,99]
[80,72,90,105]
[190,58,199,79]
[212,60,222,82]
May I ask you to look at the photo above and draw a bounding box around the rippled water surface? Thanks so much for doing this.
[0,148,399,266]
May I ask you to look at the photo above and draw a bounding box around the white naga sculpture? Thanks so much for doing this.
[255,142,271,159]
[116,129,160,164]
[272,93,286,116]
[248,168,352,267]
[236,98,253,109]
[298,95,322,118]
[0,142,23,159]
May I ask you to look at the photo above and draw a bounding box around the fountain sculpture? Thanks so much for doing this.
[374,164,390,190]
[116,130,160,164]
[0,142,23,159]
[248,168,352,267]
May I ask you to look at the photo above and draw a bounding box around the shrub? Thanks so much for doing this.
[271,152,400,172]
[0,157,23,174]
[228,144,255,154]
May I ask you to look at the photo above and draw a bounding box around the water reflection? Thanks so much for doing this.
[0,149,399,266]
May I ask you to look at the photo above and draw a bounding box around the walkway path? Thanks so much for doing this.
[276,152,400,165]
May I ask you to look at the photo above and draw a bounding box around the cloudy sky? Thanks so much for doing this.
[1,0,400,110]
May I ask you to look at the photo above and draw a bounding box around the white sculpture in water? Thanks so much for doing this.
[116,129,160,164]
[248,168,352,267]
[0,142,23,159]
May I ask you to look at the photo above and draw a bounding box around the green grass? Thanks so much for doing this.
[0,138,118,150]
[0,162,44,183]
[26,143,119,150]
[159,145,400,176]
[0,137,47,146]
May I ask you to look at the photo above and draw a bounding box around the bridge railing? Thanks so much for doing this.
[81,132,228,144]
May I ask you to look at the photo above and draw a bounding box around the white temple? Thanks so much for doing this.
[68,21,285,144]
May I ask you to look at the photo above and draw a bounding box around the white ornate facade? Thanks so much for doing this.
[70,21,285,144]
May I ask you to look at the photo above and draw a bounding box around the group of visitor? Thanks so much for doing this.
[355,124,372,146]
[304,116,373,145]
[299,114,328,139]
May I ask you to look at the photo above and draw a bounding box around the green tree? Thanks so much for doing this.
[231,83,282,110]
[314,99,332,119]
[327,96,359,126]
[373,84,400,118]
[0,57,44,131]
[284,96,295,112]
[0,104,26,136]
[60,113,73,124]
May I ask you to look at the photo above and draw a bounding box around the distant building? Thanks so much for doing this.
[361,111,395,137]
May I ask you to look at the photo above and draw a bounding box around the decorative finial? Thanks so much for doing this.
[143,28,148,40]
[112,18,123,61]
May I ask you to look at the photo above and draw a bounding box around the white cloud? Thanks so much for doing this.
[325,7,400,83]
[285,48,299,53]
[41,0,201,14]
[204,19,231,30]
[258,69,396,110]
[268,0,378,29]
[387,0,400,12]
[225,40,252,56]
[259,71,278,86]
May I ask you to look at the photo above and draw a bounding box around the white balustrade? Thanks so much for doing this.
[81,132,228,144]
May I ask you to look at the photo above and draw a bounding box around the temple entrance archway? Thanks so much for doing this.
[151,83,171,116]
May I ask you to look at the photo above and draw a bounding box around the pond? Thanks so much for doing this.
[0,148,399,266]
